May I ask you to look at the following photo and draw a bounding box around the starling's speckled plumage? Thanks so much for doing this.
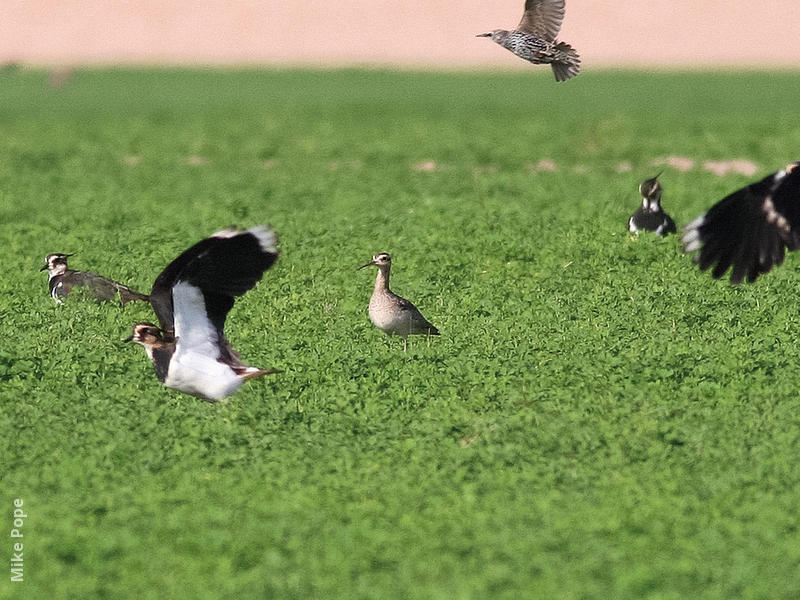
[358,253,439,352]
[682,161,800,284]
[477,0,580,81]
[628,174,676,236]
[41,253,149,305]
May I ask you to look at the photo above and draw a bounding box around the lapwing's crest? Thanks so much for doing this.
[682,161,800,284]
[628,173,676,236]
[477,0,581,82]
[125,225,280,401]
[41,252,149,305]
[358,252,439,352]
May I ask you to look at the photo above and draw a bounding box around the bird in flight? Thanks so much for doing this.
[477,0,581,81]
[125,225,280,401]
[682,162,800,284]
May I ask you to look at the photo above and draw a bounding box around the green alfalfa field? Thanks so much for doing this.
[1,68,800,599]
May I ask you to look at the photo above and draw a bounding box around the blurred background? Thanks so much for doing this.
[2,0,799,68]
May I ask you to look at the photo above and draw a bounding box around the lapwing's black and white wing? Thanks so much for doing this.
[682,162,800,284]
[518,0,565,42]
[149,226,279,335]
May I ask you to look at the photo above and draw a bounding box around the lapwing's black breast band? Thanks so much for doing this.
[151,346,175,383]
[49,275,62,297]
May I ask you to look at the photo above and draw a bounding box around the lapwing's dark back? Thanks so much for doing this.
[64,271,149,305]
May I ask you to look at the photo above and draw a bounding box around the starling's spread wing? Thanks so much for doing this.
[682,168,798,284]
[150,225,280,333]
[518,0,565,42]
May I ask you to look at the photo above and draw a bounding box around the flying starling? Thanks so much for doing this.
[477,0,581,82]
[628,173,676,236]
[682,161,800,284]
[41,253,149,305]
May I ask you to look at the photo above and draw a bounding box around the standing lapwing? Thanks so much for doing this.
[628,173,676,236]
[682,161,800,283]
[476,0,581,82]
[124,225,280,401]
[41,253,149,305]
[358,253,439,352]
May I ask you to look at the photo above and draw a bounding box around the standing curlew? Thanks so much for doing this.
[358,253,439,352]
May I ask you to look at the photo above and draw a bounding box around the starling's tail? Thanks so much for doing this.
[550,42,581,82]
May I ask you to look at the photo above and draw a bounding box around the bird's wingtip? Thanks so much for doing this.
[247,225,280,255]
[210,224,280,255]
